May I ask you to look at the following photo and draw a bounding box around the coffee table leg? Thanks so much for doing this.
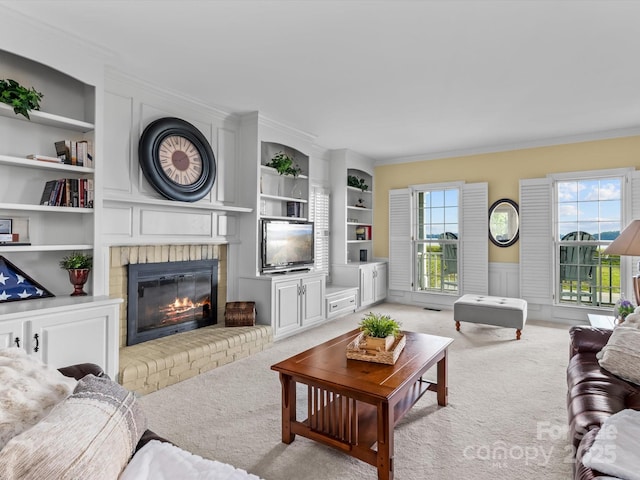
[377,402,394,480]
[279,373,296,443]
[437,350,448,406]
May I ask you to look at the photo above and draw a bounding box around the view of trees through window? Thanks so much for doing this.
[556,177,622,306]
[414,188,459,293]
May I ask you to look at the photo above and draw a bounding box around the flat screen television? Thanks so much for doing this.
[261,220,314,273]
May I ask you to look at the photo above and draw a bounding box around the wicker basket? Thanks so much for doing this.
[346,332,406,365]
[224,301,256,327]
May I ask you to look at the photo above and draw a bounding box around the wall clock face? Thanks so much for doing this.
[138,117,216,202]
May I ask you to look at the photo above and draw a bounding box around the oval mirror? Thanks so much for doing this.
[488,199,519,247]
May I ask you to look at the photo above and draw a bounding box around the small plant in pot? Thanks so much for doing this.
[358,312,401,352]
[0,79,44,120]
[266,151,301,177]
[59,252,92,296]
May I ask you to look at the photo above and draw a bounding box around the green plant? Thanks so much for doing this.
[0,79,44,120]
[59,252,93,270]
[267,151,301,177]
[347,175,368,191]
[358,312,401,338]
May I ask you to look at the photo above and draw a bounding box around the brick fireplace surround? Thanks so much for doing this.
[110,244,272,394]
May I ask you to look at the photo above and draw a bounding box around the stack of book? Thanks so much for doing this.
[40,178,94,208]
[54,140,94,167]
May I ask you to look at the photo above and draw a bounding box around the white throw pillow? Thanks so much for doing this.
[598,326,640,386]
[0,347,76,449]
[582,409,640,480]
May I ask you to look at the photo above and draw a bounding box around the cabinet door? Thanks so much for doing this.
[0,319,26,351]
[274,278,301,335]
[374,263,388,302]
[301,275,325,325]
[360,264,375,307]
[28,305,118,376]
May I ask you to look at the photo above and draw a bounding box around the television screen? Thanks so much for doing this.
[261,220,314,272]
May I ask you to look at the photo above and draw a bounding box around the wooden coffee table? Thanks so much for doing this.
[271,329,453,480]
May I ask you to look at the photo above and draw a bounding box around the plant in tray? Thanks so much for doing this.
[0,79,44,120]
[358,312,401,352]
[347,174,369,192]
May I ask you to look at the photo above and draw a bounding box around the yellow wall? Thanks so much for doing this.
[374,135,640,263]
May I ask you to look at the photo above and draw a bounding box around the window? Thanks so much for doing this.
[413,188,459,293]
[555,176,623,307]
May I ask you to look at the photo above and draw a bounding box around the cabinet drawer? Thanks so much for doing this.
[327,294,357,318]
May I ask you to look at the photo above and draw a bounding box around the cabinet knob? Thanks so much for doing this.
[14,337,20,348]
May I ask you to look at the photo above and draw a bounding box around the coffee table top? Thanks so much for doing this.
[271,328,453,400]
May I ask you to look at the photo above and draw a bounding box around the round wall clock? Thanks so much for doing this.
[138,117,216,202]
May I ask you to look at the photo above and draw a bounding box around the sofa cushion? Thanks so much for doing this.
[582,409,640,480]
[0,347,77,450]
[0,374,146,480]
[598,326,640,386]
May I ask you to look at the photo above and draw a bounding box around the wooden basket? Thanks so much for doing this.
[224,301,256,327]
[346,332,406,365]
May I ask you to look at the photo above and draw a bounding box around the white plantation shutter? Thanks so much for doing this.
[461,183,488,295]
[310,185,330,275]
[389,188,412,291]
[519,178,553,304]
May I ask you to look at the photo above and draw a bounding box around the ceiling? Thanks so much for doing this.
[4,0,640,162]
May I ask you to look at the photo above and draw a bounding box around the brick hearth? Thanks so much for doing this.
[109,244,273,394]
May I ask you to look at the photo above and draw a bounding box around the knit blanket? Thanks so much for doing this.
[0,347,76,449]
[120,440,263,480]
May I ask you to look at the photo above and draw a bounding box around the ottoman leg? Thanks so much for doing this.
[516,329,522,340]
[455,321,461,331]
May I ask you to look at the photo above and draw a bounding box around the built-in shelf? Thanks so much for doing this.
[0,244,92,253]
[0,103,94,132]
[0,154,94,173]
[347,186,372,194]
[347,239,372,244]
[347,222,372,226]
[260,193,308,204]
[261,214,308,221]
[0,203,93,213]
[260,165,308,180]
[347,206,372,212]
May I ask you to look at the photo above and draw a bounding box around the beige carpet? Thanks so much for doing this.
[138,303,574,479]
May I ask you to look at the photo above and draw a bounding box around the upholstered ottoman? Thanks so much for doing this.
[453,294,527,340]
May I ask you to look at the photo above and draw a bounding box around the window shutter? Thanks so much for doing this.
[519,178,552,304]
[461,182,488,295]
[389,188,412,291]
[630,171,640,277]
[310,186,330,275]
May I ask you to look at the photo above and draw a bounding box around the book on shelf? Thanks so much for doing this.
[26,154,62,163]
[40,178,93,208]
[54,140,94,167]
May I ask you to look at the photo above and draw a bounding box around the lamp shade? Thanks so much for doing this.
[603,220,640,256]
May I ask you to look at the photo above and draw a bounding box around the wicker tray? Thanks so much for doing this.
[346,332,406,365]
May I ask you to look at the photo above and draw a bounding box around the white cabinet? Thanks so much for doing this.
[0,49,100,297]
[0,297,121,378]
[333,262,387,309]
[0,318,25,350]
[239,272,326,339]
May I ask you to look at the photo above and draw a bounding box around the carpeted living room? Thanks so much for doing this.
[2,2,640,480]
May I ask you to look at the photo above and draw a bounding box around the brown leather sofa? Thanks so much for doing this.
[58,362,168,450]
[567,325,640,480]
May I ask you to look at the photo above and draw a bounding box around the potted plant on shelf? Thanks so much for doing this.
[59,252,93,296]
[266,151,301,177]
[358,312,401,352]
[347,175,369,192]
[0,79,44,120]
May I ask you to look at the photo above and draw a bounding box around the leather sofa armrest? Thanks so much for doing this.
[569,326,612,358]
[58,363,107,381]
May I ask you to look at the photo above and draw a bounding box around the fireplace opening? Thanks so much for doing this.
[127,260,218,346]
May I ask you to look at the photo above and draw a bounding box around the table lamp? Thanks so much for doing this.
[603,219,640,305]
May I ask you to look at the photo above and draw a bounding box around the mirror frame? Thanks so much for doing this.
[488,198,519,248]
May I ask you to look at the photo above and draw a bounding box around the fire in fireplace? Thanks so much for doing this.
[127,260,218,346]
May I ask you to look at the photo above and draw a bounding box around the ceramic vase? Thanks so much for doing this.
[67,268,90,296]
